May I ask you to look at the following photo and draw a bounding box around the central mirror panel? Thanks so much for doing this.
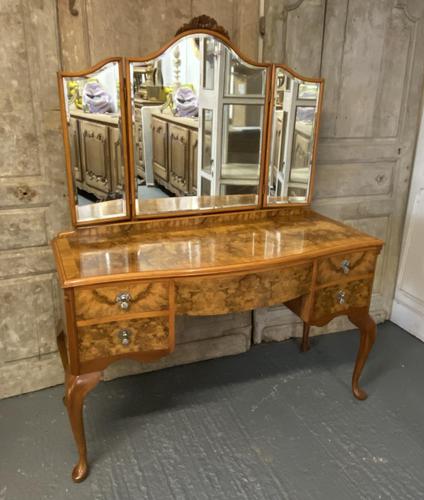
[128,34,268,216]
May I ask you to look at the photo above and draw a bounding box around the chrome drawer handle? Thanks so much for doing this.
[116,291,132,310]
[118,329,131,346]
[340,259,351,274]
[337,290,346,305]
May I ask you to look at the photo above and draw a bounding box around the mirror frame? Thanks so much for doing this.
[125,29,273,220]
[57,57,131,227]
[57,24,324,228]
[262,64,324,208]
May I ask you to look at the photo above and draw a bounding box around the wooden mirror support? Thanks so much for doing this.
[53,17,383,482]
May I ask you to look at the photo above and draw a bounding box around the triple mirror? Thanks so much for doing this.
[58,28,322,226]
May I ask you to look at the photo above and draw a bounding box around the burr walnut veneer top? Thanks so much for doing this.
[52,209,383,288]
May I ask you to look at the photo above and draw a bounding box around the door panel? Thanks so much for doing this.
[80,121,111,197]
[392,107,424,342]
[69,117,83,183]
[0,1,65,399]
[190,130,198,194]
[257,0,424,342]
[152,117,168,182]
[109,126,124,194]
[168,123,190,194]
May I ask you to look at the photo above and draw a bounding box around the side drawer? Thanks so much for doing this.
[78,315,173,362]
[317,250,377,285]
[312,279,372,320]
[176,263,313,316]
[74,281,170,321]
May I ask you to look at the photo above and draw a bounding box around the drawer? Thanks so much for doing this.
[317,250,377,285]
[75,281,170,321]
[176,263,313,315]
[78,316,173,362]
[313,279,372,320]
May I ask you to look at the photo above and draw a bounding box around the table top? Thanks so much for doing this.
[52,209,383,288]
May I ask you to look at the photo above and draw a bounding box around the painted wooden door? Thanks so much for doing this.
[0,0,69,399]
[255,0,424,342]
[0,0,261,399]
[391,106,424,341]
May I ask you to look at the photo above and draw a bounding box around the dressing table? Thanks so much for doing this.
[53,16,383,482]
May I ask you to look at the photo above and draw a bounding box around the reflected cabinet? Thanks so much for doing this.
[59,59,130,223]
[58,25,322,225]
[54,16,383,483]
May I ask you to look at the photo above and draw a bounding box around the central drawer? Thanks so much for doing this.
[175,263,313,316]
[74,281,170,321]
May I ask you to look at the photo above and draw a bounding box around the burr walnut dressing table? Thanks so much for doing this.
[53,16,383,482]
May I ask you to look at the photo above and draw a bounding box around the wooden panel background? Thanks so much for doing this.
[0,0,70,399]
[255,0,424,342]
[0,0,259,399]
[1,0,423,398]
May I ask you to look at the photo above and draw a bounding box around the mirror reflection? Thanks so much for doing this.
[130,34,267,215]
[267,68,320,204]
[63,61,127,222]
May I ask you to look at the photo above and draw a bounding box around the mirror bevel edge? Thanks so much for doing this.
[58,56,132,227]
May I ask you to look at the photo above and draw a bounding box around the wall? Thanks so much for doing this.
[391,95,424,341]
[255,0,424,343]
[57,0,260,70]
[0,0,70,399]
[0,0,259,399]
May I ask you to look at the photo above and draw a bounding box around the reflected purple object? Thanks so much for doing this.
[83,81,113,114]
[174,87,198,117]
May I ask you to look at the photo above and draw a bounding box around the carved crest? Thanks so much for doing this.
[175,15,230,40]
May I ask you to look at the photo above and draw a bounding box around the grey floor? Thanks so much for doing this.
[138,184,170,199]
[1,321,424,500]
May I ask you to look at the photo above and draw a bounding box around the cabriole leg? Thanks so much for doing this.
[348,308,377,401]
[57,331,68,371]
[300,322,311,352]
[56,331,69,406]
[65,371,102,482]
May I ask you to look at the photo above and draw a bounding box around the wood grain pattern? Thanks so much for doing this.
[52,209,383,288]
[316,250,378,285]
[74,281,169,321]
[176,264,313,315]
[313,279,372,321]
[78,317,172,362]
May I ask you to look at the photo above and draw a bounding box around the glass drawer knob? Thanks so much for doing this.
[118,329,131,346]
[116,292,132,310]
[340,260,350,274]
[337,290,346,305]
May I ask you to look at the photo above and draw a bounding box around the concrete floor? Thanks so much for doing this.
[1,321,423,500]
